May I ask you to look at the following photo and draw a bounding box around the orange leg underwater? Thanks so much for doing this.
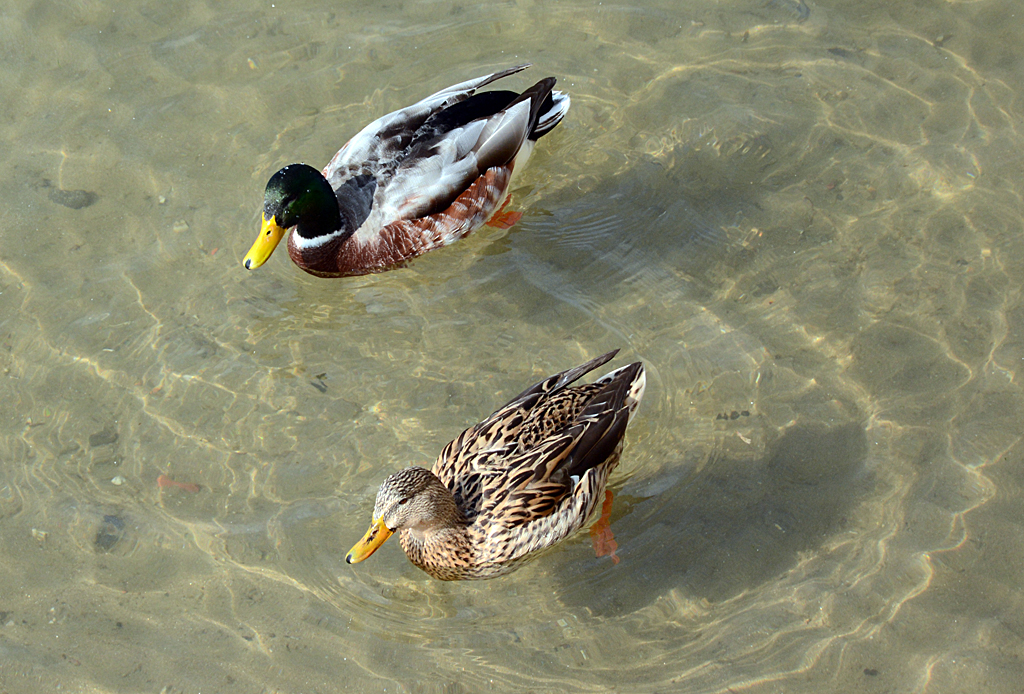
[589,489,620,564]
[485,195,523,230]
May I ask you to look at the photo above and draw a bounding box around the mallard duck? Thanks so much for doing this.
[243,64,570,277]
[346,350,646,580]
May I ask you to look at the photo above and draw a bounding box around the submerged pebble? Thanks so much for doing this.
[89,429,119,448]
[42,179,98,209]
[94,515,125,552]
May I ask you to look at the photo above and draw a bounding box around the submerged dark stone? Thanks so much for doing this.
[89,429,118,448]
[94,514,125,552]
[44,180,98,209]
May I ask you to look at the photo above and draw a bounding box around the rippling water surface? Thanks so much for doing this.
[2,0,1024,692]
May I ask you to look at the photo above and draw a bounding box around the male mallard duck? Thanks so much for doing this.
[243,64,570,277]
[346,350,646,580]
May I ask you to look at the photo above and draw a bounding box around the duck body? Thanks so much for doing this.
[346,350,646,580]
[244,64,570,277]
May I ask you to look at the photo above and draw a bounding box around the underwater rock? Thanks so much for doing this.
[94,514,125,552]
[43,179,98,209]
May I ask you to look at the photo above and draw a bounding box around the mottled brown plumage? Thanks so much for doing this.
[346,350,646,580]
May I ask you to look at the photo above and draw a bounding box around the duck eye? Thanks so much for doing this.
[397,497,409,506]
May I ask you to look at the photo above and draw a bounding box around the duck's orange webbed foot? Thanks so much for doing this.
[485,196,523,230]
[589,489,620,564]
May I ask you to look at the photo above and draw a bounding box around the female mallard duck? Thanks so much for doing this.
[243,64,570,277]
[346,350,646,580]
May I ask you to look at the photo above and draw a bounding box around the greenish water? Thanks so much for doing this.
[2,0,1024,692]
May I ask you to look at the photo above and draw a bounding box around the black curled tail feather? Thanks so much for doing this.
[531,88,570,140]
[505,76,570,141]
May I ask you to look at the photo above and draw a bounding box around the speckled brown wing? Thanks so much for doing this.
[430,354,618,483]
[431,350,622,511]
[482,433,580,520]
[487,359,643,543]
[484,393,632,531]
[515,383,604,450]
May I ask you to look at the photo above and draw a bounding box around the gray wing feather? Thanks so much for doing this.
[324,65,531,183]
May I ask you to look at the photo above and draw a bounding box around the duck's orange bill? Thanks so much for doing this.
[346,517,394,564]
[243,215,286,270]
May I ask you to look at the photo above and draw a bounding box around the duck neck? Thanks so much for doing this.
[286,174,380,275]
[293,173,376,243]
[400,524,474,579]
[286,208,356,275]
[399,486,472,572]
[292,177,348,241]
[409,482,467,539]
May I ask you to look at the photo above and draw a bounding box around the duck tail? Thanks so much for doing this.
[531,89,570,140]
[594,361,647,419]
[562,360,646,481]
[504,76,571,141]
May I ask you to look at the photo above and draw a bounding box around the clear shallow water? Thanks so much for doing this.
[2,0,1024,692]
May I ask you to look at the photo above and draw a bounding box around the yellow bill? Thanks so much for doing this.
[243,215,287,270]
[346,517,394,564]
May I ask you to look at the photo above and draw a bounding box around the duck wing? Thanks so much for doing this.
[466,361,643,561]
[431,351,625,520]
[323,64,530,181]
[488,361,644,526]
[325,68,566,238]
